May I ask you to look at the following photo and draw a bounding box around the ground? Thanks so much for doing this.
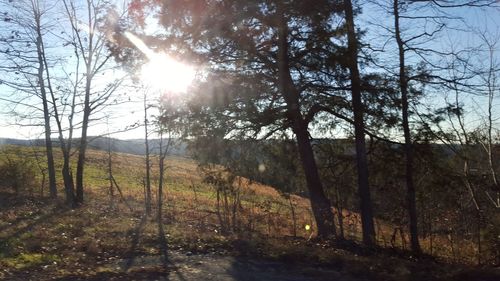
[0,193,364,281]
[1,147,499,280]
[2,192,499,281]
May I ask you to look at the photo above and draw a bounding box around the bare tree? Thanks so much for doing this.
[156,92,184,221]
[0,0,59,198]
[392,0,421,253]
[62,0,120,204]
[364,0,498,254]
[157,125,172,221]
[475,31,500,208]
[143,91,152,215]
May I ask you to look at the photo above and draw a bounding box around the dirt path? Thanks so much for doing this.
[108,251,365,281]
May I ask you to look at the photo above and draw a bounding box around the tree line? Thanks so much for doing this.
[122,0,498,261]
[0,0,126,207]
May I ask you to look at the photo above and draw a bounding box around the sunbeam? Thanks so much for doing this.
[124,32,195,92]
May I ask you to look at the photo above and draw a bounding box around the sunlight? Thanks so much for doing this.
[123,31,195,93]
[140,53,195,93]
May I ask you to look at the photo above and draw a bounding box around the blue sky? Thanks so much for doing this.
[0,1,498,140]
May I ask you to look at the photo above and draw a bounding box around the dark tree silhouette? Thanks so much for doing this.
[343,0,376,246]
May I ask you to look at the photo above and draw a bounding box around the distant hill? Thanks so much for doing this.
[0,137,188,156]
[0,137,460,160]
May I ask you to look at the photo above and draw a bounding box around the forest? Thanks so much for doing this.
[0,0,499,280]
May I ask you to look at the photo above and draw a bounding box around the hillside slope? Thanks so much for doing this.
[0,146,498,280]
[0,138,188,156]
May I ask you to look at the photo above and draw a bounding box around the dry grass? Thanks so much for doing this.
[1,145,484,260]
[0,145,497,280]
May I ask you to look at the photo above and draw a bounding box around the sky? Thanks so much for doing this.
[0,0,147,140]
[359,1,500,136]
[0,0,498,140]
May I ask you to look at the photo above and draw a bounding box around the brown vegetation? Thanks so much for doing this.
[1,146,498,280]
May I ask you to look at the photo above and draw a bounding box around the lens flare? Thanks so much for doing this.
[124,32,195,92]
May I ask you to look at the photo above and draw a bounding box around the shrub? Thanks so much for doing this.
[0,147,38,195]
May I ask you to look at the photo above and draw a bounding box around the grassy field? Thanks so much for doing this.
[0,145,498,280]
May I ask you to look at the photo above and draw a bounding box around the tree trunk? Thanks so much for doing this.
[158,132,166,221]
[276,5,335,238]
[108,137,115,208]
[344,0,376,246]
[335,182,345,240]
[296,125,337,238]
[34,11,57,199]
[62,159,75,206]
[394,0,421,254]
[75,76,91,204]
[477,209,482,265]
[40,77,57,199]
[288,196,297,237]
[158,165,163,220]
[144,94,152,216]
[40,30,75,207]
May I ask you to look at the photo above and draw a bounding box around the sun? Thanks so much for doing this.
[122,32,195,92]
[140,53,195,93]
